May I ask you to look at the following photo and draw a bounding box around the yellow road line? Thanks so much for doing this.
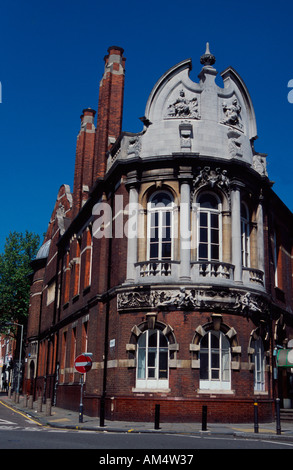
[0,400,44,427]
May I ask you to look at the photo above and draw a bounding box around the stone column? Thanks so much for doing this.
[126,184,139,283]
[256,194,265,275]
[231,182,243,283]
[180,180,191,281]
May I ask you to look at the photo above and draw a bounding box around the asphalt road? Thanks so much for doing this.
[0,400,292,451]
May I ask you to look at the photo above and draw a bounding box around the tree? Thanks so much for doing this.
[0,231,40,329]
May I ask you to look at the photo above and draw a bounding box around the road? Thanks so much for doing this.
[0,400,292,451]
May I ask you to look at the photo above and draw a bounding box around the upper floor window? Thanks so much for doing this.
[136,329,169,389]
[147,191,174,261]
[199,330,231,390]
[241,203,250,267]
[197,193,221,262]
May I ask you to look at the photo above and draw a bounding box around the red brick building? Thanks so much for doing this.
[25,45,293,423]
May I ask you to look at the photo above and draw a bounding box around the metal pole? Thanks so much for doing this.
[100,396,105,427]
[154,404,160,429]
[276,397,281,435]
[254,402,259,433]
[79,375,84,423]
[202,405,207,431]
[18,324,23,394]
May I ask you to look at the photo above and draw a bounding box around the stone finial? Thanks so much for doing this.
[200,42,216,66]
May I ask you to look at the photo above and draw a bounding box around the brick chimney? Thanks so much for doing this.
[94,46,126,179]
[72,107,96,218]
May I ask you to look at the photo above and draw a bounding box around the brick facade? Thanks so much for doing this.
[24,45,293,423]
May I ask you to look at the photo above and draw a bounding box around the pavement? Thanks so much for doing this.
[1,393,293,442]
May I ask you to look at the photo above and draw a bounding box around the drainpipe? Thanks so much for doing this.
[100,192,113,426]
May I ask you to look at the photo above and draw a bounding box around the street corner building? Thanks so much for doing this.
[25,44,293,423]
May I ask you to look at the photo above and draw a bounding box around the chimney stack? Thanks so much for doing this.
[94,46,126,179]
[72,107,96,218]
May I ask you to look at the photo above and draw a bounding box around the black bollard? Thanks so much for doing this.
[276,398,281,435]
[202,405,207,431]
[154,404,160,429]
[254,402,259,433]
[100,396,105,427]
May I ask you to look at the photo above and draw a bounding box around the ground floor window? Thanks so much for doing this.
[136,329,169,389]
[199,330,231,390]
[252,337,265,391]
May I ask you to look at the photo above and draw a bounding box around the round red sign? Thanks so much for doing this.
[74,354,92,373]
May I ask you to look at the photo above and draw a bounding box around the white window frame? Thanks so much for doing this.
[199,330,231,391]
[196,192,222,262]
[136,329,169,390]
[147,191,174,261]
[253,337,265,392]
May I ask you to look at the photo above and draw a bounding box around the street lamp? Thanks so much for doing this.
[5,322,23,395]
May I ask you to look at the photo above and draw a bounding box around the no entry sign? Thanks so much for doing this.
[74,354,92,373]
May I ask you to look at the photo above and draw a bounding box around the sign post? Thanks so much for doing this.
[74,354,92,423]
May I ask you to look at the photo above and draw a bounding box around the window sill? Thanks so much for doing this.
[197,389,235,395]
[132,388,171,394]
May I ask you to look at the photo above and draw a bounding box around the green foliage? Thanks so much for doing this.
[0,231,40,328]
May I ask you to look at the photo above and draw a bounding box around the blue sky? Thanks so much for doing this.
[0,0,292,252]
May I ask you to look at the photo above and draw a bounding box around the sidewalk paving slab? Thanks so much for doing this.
[2,394,293,442]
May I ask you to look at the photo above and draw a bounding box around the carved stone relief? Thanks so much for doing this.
[221,98,243,129]
[253,154,268,176]
[193,166,230,191]
[166,90,200,119]
[117,287,268,317]
[127,135,141,157]
[227,128,243,158]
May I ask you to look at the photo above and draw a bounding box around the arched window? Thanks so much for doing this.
[136,329,169,389]
[199,330,231,390]
[147,191,174,261]
[241,203,250,267]
[197,193,221,262]
[252,337,265,391]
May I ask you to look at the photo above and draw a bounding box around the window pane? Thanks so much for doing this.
[150,227,158,242]
[200,228,208,242]
[210,332,219,349]
[159,333,168,347]
[162,242,171,259]
[151,192,173,208]
[211,369,219,379]
[159,351,168,378]
[199,244,208,260]
[163,211,171,226]
[151,212,158,226]
[211,351,219,369]
[137,348,146,379]
[138,333,146,348]
[211,229,219,244]
[148,349,157,367]
[163,226,171,241]
[148,331,157,347]
[198,194,218,209]
[211,244,219,260]
[150,243,159,259]
[200,212,208,227]
[148,367,156,378]
[200,351,208,379]
[211,214,219,228]
[222,350,230,381]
